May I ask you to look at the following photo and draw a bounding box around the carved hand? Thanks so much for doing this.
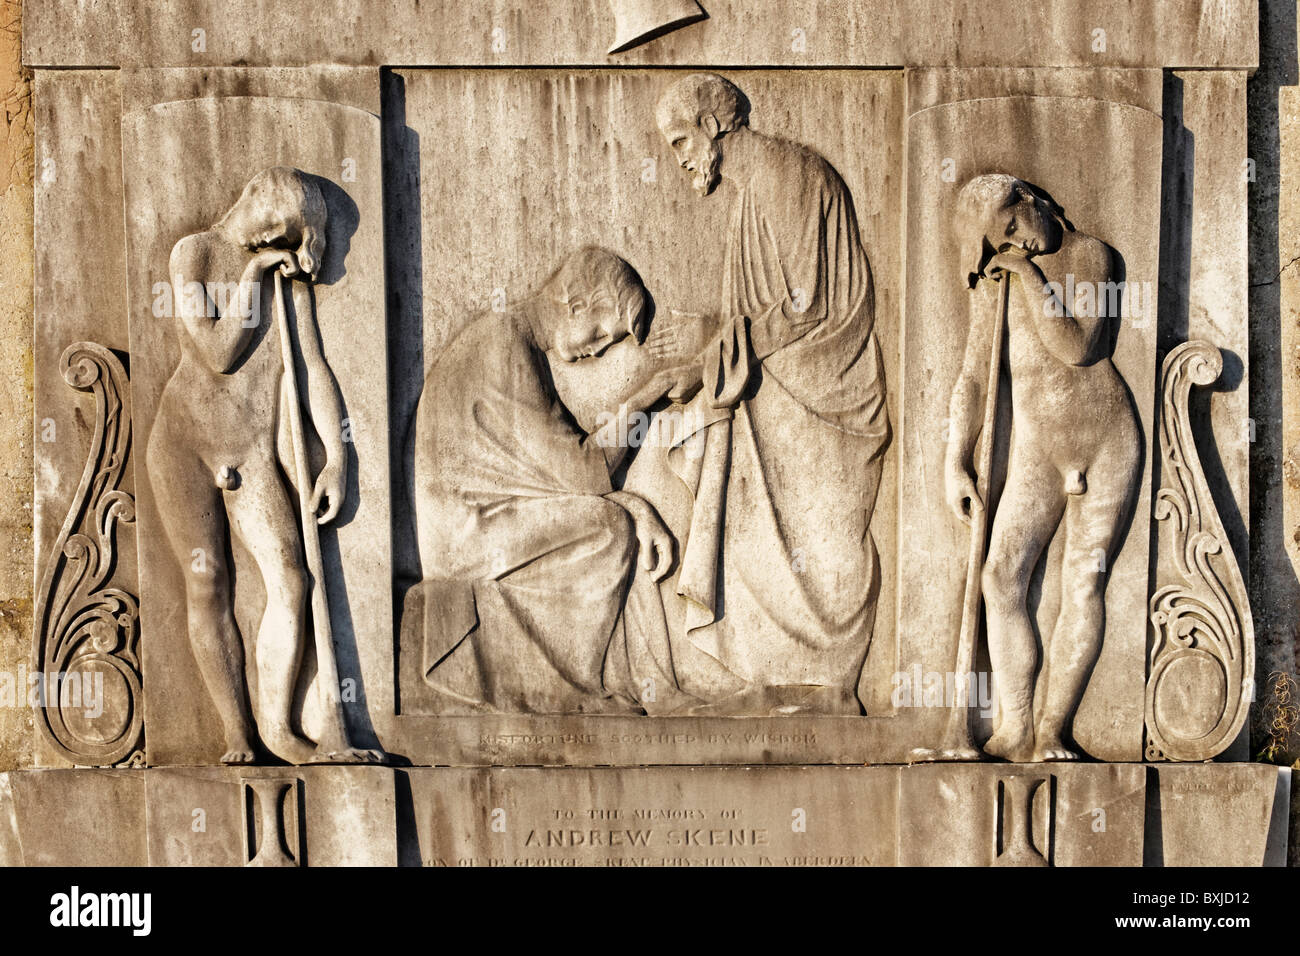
[657,363,703,404]
[944,459,981,527]
[984,251,1046,290]
[983,251,1030,280]
[646,309,714,365]
[310,458,346,525]
[611,492,675,581]
[251,248,301,279]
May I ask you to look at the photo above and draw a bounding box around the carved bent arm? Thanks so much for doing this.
[590,363,700,473]
[289,280,347,471]
[615,326,703,412]
[1019,247,1112,366]
[170,238,260,374]
[743,203,835,363]
[622,363,700,412]
[746,289,824,362]
[946,286,998,469]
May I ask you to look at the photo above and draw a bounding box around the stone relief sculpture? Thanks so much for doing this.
[405,73,892,720]
[9,0,1289,873]
[1146,341,1254,761]
[412,247,697,714]
[33,342,142,767]
[624,72,892,715]
[938,174,1142,761]
[147,166,378,765]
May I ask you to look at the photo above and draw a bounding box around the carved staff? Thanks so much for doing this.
[940,272,1011,758]
[272,269,352,757]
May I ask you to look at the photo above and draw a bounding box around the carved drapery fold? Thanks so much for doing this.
[1145,341,1252,762]
[32,342,142,766]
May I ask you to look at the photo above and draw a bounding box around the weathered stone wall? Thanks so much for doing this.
[0,0,32,772]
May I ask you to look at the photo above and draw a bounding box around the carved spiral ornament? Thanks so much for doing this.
[1145,341,1252,762]
[32,343,142,766]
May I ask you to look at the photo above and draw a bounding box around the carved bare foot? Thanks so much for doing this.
[307,746,387,765]
[910,745,983,762]
[982,722,1036,762]
[1032,738,1079,762]
[263,732,317,765]
[220,747,257,765]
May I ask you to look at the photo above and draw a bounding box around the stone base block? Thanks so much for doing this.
[0,764,1286,866]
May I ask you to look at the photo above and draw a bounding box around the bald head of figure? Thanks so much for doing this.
[656,73,751,197]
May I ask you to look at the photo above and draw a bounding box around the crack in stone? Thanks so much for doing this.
[1251,253,1300,288]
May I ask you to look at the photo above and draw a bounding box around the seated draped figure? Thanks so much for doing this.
[410,246,699,714]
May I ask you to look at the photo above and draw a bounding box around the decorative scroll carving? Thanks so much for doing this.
[1145,341,1253,761]
[33,342,142,767]
[607,0,707,53]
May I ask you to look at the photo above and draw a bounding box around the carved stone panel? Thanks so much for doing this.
[0,764,1285,867]
[23,1,1259,71]
[899,69,1163,762]
[120,83,391,765]
[388,67,905,764]
[32,344,141,767]
[12,0,1280,872]
[31,70,138,769]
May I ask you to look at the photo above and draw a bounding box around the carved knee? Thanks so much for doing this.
[263,564,308,612]
[1061,564,1106,610]
[185,562,230,613]
[981,556,1025,613]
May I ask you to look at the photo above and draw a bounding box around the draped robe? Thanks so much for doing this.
[630,134,892,714]
[412,312,667,714]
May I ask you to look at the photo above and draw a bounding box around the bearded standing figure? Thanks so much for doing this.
[637,73,892,715]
